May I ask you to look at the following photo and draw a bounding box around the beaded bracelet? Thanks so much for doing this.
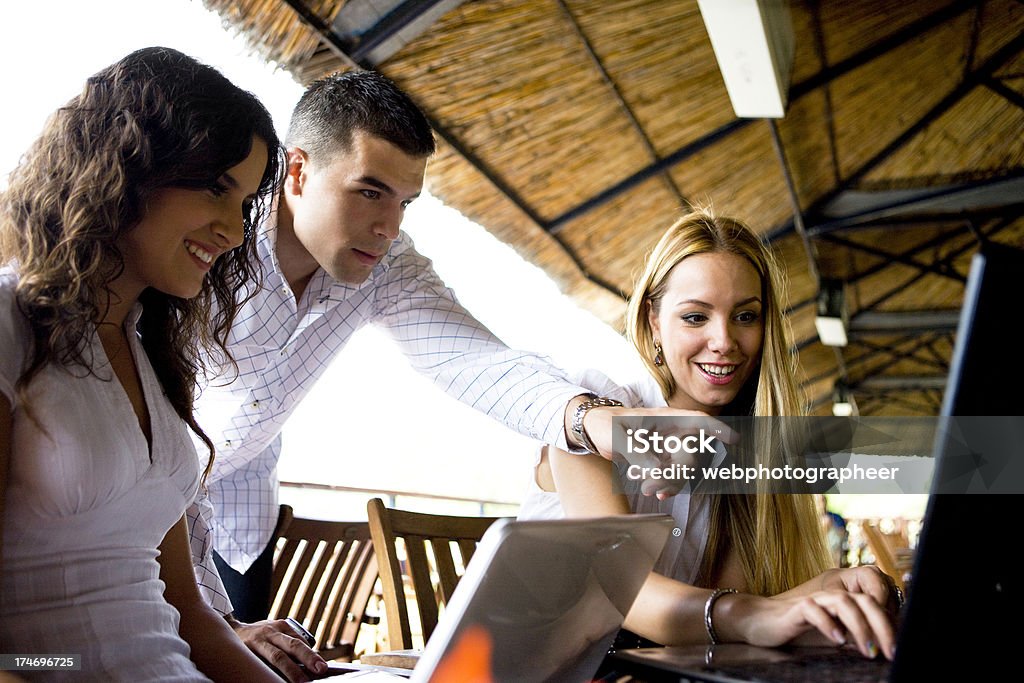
[704,588,738,645]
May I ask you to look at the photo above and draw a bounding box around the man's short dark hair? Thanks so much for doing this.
[286,68,435,163]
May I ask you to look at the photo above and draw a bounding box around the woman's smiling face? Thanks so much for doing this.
[648,251,764,414]
[115,137,268,303]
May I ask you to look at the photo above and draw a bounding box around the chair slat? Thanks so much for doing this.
[403,534,440,639]
[306,540,352,626]
[431,538,461,602]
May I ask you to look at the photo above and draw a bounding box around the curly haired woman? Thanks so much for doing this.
[0,47,287,681]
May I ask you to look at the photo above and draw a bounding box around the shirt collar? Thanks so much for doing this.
[125,301,144,329]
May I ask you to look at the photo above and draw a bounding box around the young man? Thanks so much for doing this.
[189,69,722,681]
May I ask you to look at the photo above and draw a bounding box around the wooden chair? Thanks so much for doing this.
[366,497,505,651]
[860,519,914,590]
[269,504,381,661]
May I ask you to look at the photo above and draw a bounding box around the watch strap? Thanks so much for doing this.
[571,394,623,455]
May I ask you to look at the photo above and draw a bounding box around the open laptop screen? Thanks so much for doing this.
[890,241,1024,681]
[411,514,675,683]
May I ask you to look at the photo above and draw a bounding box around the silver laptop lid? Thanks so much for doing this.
[410,514,675,683]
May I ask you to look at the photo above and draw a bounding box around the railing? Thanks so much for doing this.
[279,480,521,520]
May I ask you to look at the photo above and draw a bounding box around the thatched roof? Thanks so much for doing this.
[203,0,1024,416]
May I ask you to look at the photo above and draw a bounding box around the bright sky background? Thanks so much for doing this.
[0,0,644,515]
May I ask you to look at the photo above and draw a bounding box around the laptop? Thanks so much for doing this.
[325,513,676,682]
[605,241,1024,682]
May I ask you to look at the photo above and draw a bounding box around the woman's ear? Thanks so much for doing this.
[646,298,660,341]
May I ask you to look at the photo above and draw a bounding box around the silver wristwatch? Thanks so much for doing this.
[570,394,623,455]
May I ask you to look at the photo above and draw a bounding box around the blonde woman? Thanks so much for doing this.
[519,208,901,660]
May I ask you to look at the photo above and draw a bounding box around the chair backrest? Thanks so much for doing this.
[269,504,380,661]
[366,497,505,651]
[860,519,913,590]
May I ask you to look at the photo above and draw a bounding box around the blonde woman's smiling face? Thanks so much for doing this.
[648,251,764,414]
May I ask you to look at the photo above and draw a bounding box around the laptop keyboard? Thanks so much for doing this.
[710,648,890,683]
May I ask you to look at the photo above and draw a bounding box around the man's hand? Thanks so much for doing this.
[226,613,329,682]
[577,402,738,498]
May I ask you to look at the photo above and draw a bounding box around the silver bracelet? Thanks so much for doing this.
[704,588,737,645]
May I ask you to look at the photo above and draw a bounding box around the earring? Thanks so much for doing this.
[654,343,664,366]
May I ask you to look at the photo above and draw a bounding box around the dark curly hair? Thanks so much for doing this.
[0,46,284,481]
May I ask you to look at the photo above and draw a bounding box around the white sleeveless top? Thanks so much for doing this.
[0,268,210,681]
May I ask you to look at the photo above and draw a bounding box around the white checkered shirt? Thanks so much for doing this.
[188,218,593,614]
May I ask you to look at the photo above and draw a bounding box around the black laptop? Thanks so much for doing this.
[605,241,1024,683]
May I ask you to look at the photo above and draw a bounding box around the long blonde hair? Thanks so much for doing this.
[626,207,832,595]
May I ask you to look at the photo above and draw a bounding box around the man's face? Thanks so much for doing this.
[286,130,427,285]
